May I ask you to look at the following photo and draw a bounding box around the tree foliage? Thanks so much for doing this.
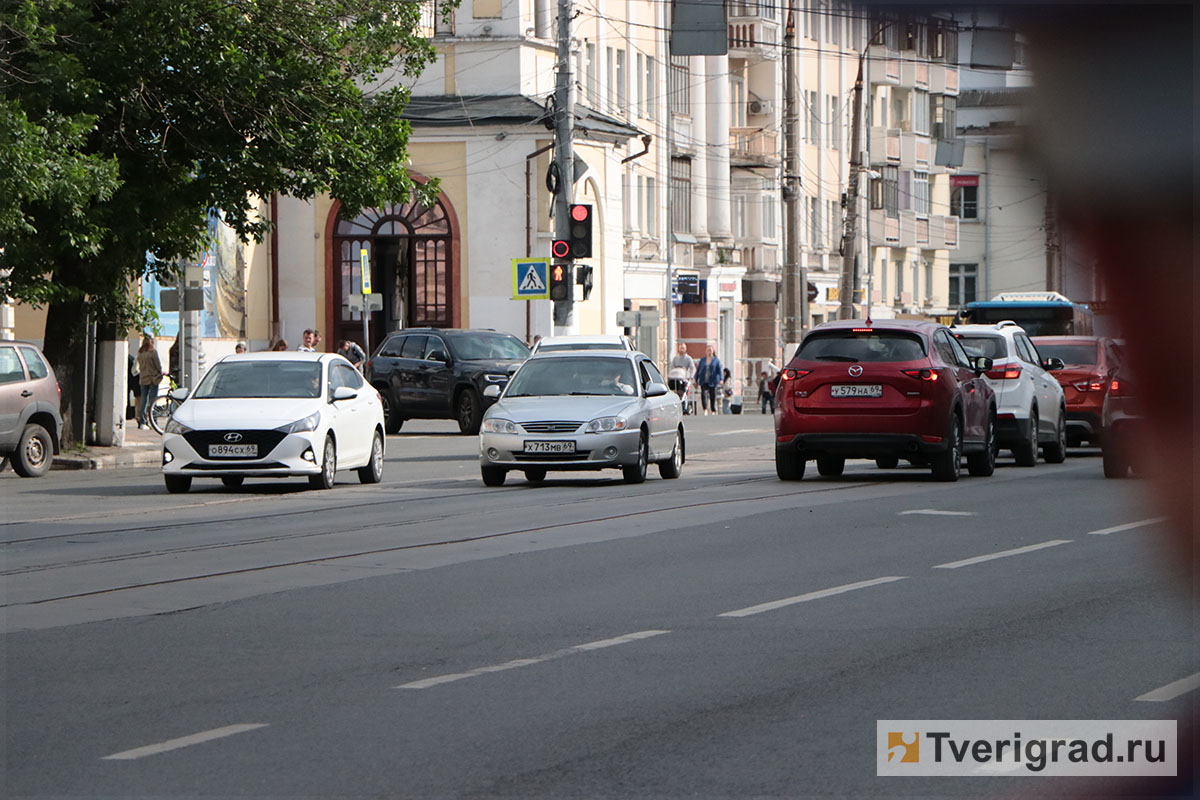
[1,0,449,327]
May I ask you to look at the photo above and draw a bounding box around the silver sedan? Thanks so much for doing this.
[478,351,684,485]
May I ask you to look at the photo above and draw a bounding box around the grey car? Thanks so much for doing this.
[0,340,62,477]
[478,351,684,486]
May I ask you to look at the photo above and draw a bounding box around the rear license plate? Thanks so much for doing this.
[523,440,576,454]
[831,384,883,398]
[208,444,258,457]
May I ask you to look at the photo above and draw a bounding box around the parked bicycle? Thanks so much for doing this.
[147,377,181,434]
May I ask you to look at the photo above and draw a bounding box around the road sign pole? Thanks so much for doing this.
[360,248,371,353]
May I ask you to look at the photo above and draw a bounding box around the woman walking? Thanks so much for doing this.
[136,335,165,430]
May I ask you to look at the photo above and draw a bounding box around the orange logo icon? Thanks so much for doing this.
[887,732,919,763]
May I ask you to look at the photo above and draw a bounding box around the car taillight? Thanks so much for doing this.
[1072,378,1105,392]
[1109,378,1134,397]
[986,363,1021,380]
[902,368,939,381]
[782,369,811,381]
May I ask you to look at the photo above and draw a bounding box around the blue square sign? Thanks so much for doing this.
[512,259,550,300]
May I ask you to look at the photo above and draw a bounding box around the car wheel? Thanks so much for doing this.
[379,391,403,434]
[358,431,384,484]
[11,423,53,478]
[967,411,998,477]
[1043,407,1067,463]
[309,436,336,489]
[816,455,845,477]
[221,476,244,488]
[1102,440,1128,478]
[775,448,806,481]
[623,431,649,484]
[658,428,684,479]
[931,415,962,482]
[524,468,547,483]
[456,389,483,435]
[875,456,899,469]
[1014,408,1039,467]
[481,465,507,486]
[164,475,191,493]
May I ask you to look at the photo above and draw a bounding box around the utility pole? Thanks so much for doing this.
[552,0,575,331]
[838,52,867,321]
[782,1,804,353]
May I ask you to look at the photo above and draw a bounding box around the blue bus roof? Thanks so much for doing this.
[966,300,1081,308]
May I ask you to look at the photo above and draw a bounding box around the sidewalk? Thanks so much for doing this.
[52,423,163,471]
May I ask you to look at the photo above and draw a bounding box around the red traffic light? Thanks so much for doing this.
[553,265,564,281]
[551,239,570,259]
[570,204,590,222]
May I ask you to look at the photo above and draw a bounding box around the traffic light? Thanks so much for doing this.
[576,264,594,301]
[568,204,592,258]
[549,262,571,301]
[551,239,571,259]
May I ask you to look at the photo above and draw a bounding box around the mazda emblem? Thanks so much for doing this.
[848,365,863,377]
[223,432,243,443]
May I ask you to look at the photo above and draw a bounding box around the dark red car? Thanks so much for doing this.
[1030,335,1122,446]
[774,320,997,482]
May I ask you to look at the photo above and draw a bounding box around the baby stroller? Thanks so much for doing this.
[667,367,696,415]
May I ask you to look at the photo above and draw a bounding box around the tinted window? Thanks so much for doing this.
[1036,343,1097,366]
[644,361,665,384]
[932,331,959,366]
[193,361,323,399]
[447,332,530,361]
[379,336,406,358]
[401,335,427,359]
[18,347,49,380]
[506,357,638,397]
[954,334,1008,360]
[1016,335,1039,365]
[946,335,973,368]
[423,337,448,360]
[796,331,926,362]
[0,346,24,384]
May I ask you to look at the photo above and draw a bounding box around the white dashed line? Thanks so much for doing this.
[1135,672,1200,702]
[718,576,907,618]
[710,428,763,436]
[102,724,268,761]
[1088,517,1168,536]
[933,540,1071,570]
[898,509,977,517]
[396,630,671,689]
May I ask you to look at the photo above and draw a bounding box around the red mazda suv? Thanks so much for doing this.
[774,320,997,482]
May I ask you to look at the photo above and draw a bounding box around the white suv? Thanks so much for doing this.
[952,321,1068,466]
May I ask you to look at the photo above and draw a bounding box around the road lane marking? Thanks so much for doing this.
[1088,517,1168,536]
[396,630,670,690]
[898,509,977,517]
[101,724,268,760]
[718,576,907,618]
[1135,672,1200,702]
[710,428,763,436]
[933,540,1071,570]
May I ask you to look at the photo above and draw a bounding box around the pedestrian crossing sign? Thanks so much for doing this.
[512,258,550,300]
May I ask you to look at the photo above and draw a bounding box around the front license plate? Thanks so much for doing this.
[831,384,883,398]
[523,440,576,454]
[208,444,258,457]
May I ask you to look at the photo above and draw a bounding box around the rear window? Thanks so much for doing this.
[954,334,1009,360]
[19,347,49,380]
[796,331,927,362]
[1034,343,1097,366]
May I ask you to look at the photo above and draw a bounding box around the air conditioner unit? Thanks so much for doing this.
[748,100,775,116]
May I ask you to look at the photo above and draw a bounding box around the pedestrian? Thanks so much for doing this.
[668,341,695,413]
[759,370,775,414]
[720,368,733,414]
[313,330,322,351]
[694,343,723,416]
[136,334,164,430]
[271,338,289,352]
[337,339,367,369]
[234,341,247,354]
[298,329,316,352]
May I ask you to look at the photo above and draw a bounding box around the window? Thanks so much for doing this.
[1016,335,1040,366]
[829,199,839,248]
[809,196,821,248]
[899,170,911,211]
[871,165,899,216]
[422,336,448,362]
[623,169,632,231]
[636,53,644,116]
[804,0,812,39]
[0,346,23,384]
[733,195,748,239]
[808,90,820,147]
[671,158,692,233]
[644,56,655,120]
[924,260,933,301]
[616,49,627,111]
[401,335,426,359]
[670,56,690,115]
[18,347,48,379]
[606,47,615,112]
[932,330,958,366]
[380,336,407,357]
[762,191,777,240]
[932,94,956,140]
[585,42,597,105]
[895,258,904,299]
[830,2,841,46]
[644,176,657,236]
[731,76,747,127]
[913,171,930,216]
[947,333,973,368]
[912,90,930,135]
[829,95,840,149]
[931,20,958,63]
[950,183,978,218]
[948,263,978,306]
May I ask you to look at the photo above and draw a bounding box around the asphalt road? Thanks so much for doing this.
[2,415,1195,797]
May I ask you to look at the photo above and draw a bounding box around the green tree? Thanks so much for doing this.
[1,0,449,443]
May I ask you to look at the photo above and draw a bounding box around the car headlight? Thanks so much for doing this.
[585,416,628,433]
[481,418,519,434]
[164,419,193,435]
[482,373,508,383]
[276,411,321,434]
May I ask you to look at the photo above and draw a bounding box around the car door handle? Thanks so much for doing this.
[21,390,33,397]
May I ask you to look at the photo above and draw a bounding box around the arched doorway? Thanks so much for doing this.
[327,194,459,353]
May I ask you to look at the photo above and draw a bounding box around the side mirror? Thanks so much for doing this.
[645,381,669,398]
[169,387,189,402]
[972,356,993,375]
[331,386,357,401]
[427,350,449,363]
[1043,357,1065,371]
[483,384,501,399]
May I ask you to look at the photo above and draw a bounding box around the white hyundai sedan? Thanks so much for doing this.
[161,352,385,493]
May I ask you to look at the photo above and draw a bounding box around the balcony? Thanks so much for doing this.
[728,20,779,59]
[900,131,932,168]
[869,127,901,166]
[868,43,900,84]
[869,210,901,246]
[929,63,959,96]
[899,59,930,90]
[929,215,959,249]
[730,127,780,167]
[898,210,919,248]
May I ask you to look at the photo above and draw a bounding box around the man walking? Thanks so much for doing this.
[694,343,723,416]
[298,329,316,352]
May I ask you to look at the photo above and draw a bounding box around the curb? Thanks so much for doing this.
[52,446,161,471]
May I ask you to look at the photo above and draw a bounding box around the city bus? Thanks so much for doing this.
[956,292,1094,336]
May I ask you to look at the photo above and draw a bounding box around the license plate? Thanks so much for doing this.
[523,440,576,454]
[831,384,883,398]
[208,444,258,457]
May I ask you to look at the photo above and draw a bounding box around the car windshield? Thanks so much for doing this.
[954,335,1009,360]
[537,342,625,352]
[1034,343,1097,366]
[448,333,530,361]
[505,357,638,397]
[796,332,926,362]
[192,361,323,399]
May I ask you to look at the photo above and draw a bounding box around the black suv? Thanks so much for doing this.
[366,328,530,435]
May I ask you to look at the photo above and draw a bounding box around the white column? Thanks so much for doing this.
[689,56,709,240]
[705,54,732,239]
[95,339,127,447]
